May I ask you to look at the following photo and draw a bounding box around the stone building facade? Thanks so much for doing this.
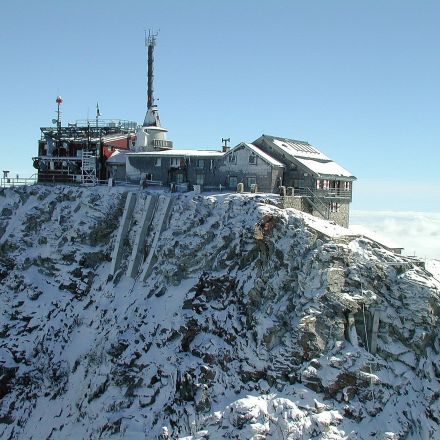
[124,142,285,194]
[125,150,223,189]
[118,133,356,228]
[217,143,284,193]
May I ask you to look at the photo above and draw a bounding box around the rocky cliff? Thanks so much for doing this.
[0,185,439,439]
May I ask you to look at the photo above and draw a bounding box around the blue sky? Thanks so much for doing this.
[1,0,439,212]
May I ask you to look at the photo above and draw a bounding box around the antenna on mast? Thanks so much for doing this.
[136,30,172,150]
[55,95,63,138]
[145,29,159,110]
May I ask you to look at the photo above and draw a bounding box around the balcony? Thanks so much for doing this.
[75,119,137,130]
[296,188,352,200]
[152,139,173,149]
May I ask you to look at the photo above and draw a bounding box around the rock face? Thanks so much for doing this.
[0,185,439,439]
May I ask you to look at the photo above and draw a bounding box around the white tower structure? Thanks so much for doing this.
[134,31,173,152]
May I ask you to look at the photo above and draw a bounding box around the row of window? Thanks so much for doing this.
[165,173,205,184]
[174,173,253,186]
[153,157,208,168]
[144,172,257,188]
[330,202,340,212]
[151,154,258,168]
[228,153,258,165]
[227,176,256,188]
[316,180,351,190]
[197,175,256,188]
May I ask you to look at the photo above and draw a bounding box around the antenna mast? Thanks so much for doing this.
[145,30,159,110]
[55,96,63,145]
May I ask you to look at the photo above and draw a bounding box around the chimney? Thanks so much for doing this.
[222,137,230,153]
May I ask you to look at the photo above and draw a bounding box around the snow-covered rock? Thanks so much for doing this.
[0,185,439,439]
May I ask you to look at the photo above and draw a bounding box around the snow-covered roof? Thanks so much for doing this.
[103,134,131,142]
[242,143,285,167]
[141,126,168,132]
[106,149,127,164]
[295,157,355,179]
[255,134,356,179]
[272,137,329,160]
[127,149,223,158]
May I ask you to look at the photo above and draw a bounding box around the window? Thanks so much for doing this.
[197,159,204,169]
[228,154,237,164]
[154,157,161,167]
[322,180,329,190]
[330,202,340,212]
[170,157,180,167]
[316,180,329,190]
[247,176,257,187]
[175,173,184,183]
[228,176,238,188]
[196,174,204,185]
[343,181,351,190]
[249,154,257,165]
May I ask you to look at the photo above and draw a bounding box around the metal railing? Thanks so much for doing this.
[296,187,352,199]
[320,188,352,199]
[75,119,137,130]
[35,171,82,184]
[152,139,173,149]
[1,173,37,188]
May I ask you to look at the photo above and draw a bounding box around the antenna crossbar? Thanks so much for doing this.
[145,29,159,47]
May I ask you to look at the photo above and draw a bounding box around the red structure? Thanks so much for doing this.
[33,98,136,184]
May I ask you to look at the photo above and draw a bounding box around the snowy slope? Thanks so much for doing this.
[1,185,440,439]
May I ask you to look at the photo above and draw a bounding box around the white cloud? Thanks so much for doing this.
[350,210,440,260]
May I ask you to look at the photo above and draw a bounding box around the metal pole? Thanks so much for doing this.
[146,30,158,110]
[147,38,154,109]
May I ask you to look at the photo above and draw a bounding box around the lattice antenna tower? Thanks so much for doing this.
[145,29,159,110]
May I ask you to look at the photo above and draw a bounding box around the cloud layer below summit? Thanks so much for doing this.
[351,210,440,260]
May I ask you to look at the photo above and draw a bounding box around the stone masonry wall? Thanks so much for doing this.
[282,196,350,228]
[327,202,350,227]
[282,196,311,213]
[312,202,350,228]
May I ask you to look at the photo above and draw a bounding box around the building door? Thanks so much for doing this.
[247,176,257,190]
[170,169,185,183]
[228,176,238,188]
[196,174,204,185]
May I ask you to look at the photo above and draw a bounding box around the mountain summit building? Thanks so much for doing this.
[33,33,356,227]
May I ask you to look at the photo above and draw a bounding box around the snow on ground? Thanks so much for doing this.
[1,185,439,439]
[426,259,440,281]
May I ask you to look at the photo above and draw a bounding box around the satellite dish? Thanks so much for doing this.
[52,119,57,124]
